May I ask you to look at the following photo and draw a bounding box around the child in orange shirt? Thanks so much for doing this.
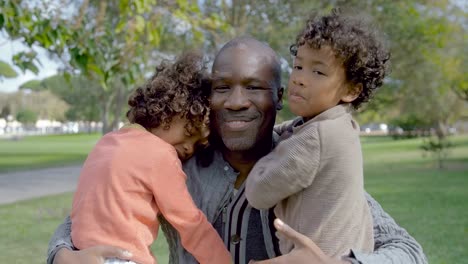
[70,52,231,264]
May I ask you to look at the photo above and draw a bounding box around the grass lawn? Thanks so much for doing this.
[0,134,467,263]
[0,192,169,263]
[362,135,468,264]
[0,133,100,172]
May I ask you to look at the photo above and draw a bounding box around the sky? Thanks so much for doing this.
[0,37,60,93]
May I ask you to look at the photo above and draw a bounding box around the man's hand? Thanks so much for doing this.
[249,219,350,264]
[54,246,132,264]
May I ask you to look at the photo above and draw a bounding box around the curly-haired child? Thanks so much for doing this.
[70,52,232,264]
[246,8,390,258]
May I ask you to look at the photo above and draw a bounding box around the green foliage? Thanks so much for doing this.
[420,137,453,169]
[0,60,18,78]
[19,79,43,91]
[16,109,37,124]
[1,0,225,133]
[39,74,101,122]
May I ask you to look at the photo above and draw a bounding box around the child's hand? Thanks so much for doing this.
[248,219,350,264]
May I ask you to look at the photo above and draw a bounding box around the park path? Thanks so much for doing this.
[0,165,82,205]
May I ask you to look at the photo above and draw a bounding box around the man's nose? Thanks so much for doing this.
[224,86,251,110]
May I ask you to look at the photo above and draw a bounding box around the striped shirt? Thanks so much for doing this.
[160,149,281,264]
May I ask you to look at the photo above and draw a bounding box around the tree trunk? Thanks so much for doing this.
[101,98,113,134]
[110,83,125,130]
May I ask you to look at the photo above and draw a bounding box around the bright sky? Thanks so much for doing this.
[0,37,61,93]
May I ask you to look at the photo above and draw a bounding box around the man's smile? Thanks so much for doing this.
[221,113,260,131]
[225,120,255,130]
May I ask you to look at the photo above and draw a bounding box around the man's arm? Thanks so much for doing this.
[47,216,74,264]
[47,217,133,264]
[348,193,428,264]
[250,194,428,264]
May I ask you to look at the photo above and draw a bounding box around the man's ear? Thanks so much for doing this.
[276,86,284,110]
[341,83,362,103]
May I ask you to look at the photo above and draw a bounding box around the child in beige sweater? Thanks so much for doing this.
[245,8,390,258]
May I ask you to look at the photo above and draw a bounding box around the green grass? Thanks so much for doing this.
[362,135,468,264]
[0,192,169,263]
[0,133,100,172]
[0,134,467,263]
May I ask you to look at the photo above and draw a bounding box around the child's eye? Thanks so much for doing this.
[293,65,302,70]
[199,141,210,149]
[312,70,325,76]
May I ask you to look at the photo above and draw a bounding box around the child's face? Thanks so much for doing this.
[288,45,360,120]
[152,116,209,161]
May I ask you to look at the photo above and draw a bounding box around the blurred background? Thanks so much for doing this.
[0,0,467,263]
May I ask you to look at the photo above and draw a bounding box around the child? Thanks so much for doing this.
[245,8,390,258]
[70,52,232,264]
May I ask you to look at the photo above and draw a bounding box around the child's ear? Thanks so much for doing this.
[341,83,362,103]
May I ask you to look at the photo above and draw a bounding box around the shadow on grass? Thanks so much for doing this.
[0,153,86,173]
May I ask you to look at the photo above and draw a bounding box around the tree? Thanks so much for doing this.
[25,74,102,131]
[16,109,37,125]
[19,79,42,91]
[0,105,11,119]
[0,60,18,79]
[1,0,226,133]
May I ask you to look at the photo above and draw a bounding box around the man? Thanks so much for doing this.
[48,37,428,264]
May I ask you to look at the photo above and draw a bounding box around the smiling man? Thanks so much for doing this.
[47,37,427,264]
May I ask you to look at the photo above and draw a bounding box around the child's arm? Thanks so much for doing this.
[245,125,320,209]
[152,155,231,264]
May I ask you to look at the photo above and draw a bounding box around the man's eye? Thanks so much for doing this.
[213,86,230,92]
[247,85,264,90]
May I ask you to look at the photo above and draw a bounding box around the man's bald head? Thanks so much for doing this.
[213,36,282,89]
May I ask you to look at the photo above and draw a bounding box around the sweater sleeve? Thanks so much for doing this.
[245,125,320,210]
[46,216,74,264]
[347,193,428,264]
[273,119,295,136]
[151,155,231,264]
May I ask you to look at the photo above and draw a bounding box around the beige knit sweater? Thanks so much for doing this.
[245,104,374,257]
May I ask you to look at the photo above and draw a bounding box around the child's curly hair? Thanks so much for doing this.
[127,51,211,132]
[290,8,391,109]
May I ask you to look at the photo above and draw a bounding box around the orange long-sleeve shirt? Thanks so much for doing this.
[71,126,231,264]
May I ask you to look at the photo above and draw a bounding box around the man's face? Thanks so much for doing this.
[211,46,282,151]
